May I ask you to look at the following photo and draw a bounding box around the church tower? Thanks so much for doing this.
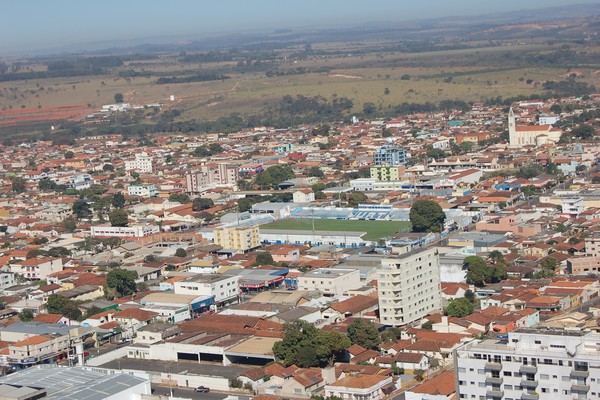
[508,107,517,146]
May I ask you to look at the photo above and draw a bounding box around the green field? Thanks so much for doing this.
[261,218,411,241]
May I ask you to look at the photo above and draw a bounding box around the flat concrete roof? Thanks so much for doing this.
[100,358,248,379]
[225,336,279,357]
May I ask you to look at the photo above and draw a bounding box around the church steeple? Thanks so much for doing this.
[508,107,517,146]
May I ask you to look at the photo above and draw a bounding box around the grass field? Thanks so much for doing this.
[261,218,411,241]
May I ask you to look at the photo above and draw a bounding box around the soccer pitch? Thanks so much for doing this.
[261,219,412,241]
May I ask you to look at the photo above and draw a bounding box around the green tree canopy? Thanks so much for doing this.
[112,192,126,209]
[11,177,26,193]
[254,252,275,266]
[409,199,446,233]
[254,165,295,189]
[114,93,124,103]
[347,191,368,208]
[175,248,187,258]
[72,200,92,220]
[347,319,381,350]
[109,209,129,227]
[46,294,82,320]
[107,268,138,297]
[273,320,351,367]
[169,193,191,204]
[192,198,214,211]
[464,255,507,287]
[19,309,34,322]
[444,297,475,317]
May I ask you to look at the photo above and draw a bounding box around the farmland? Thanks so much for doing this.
[261,219,411,241]
[0,9,599,137]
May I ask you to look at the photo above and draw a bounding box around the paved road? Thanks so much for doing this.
[152,385,228,400]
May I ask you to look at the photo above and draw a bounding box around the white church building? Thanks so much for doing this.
[508,107,562,147]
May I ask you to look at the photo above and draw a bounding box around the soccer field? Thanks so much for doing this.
[261,219,411,241]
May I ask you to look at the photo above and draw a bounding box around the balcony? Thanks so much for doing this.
[521,393,539,400]
[486,389,503,398]
[485,376,503,385]
[485,361,502,371]
[571,384,590,393]
[570,370,589,378]
[521,380,538,389]
[519,365,537,374]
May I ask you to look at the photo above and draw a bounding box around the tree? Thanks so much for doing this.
[107,269,138,297]
[169,193,191,204]
[19,309,34,322]
[347,191,367,208]
[409,200,446,233]
[254,252,275,266]
[144,254,158,263]
[109,209,129,227]
[347,319,381,350]
[11,177,26,193]
[62,217,77,233]
[48,246,71,257]
[72,200,92,220]
[112,192,125,209]
[175,248,187,257]
[46,294,82,320]
[444,298,475,317]
[38,178,57,191]
[421,321,433,330]
[114,93,124,103]
[85,306,103,319]
[571,124,595,139]
[413,369,426,381]
[192,197,214,211]
[307,166,324,178]
[273,320,351,367]
[102,163,115,172]
[64,150,74,159]
[198,211,214,223]
[254,165,295,189]
[464,256,491,287]
[464,289,476,304]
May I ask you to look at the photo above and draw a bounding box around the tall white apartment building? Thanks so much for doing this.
[378,247,441,326]
[185,163,239,193]
[125,152,153,173]
[455,329,600,400]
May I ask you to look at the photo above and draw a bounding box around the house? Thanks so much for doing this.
[322,296,379,322]
[293,189,315,203]
[404,370,456,400]
[113,308,159,339]
[325,374,394,400]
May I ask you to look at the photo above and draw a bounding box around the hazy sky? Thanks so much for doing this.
[1,0,592,55]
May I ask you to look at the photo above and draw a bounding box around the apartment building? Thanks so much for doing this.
[127,184,158,197]
[374,145,407,166]
[585,233,600,258]
[378,247,442,326]
[213,225,260,252]
[125,152,153,173]
[174,274,239,304]
[185,163,239,193]
[455,328,600,400]
[370,166,404,181]
[297,268,362,296]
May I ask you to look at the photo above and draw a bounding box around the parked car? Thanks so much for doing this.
[194,386,210,393]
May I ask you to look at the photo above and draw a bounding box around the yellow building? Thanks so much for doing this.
[213,225,260,252]
[370,166,403,181]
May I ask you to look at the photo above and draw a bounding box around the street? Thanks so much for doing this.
[152,385,229,400]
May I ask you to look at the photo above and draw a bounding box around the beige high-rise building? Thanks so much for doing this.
[378,247,441,326]
[213,225,260,252]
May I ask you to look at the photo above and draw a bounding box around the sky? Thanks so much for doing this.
[1,0,593,56]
